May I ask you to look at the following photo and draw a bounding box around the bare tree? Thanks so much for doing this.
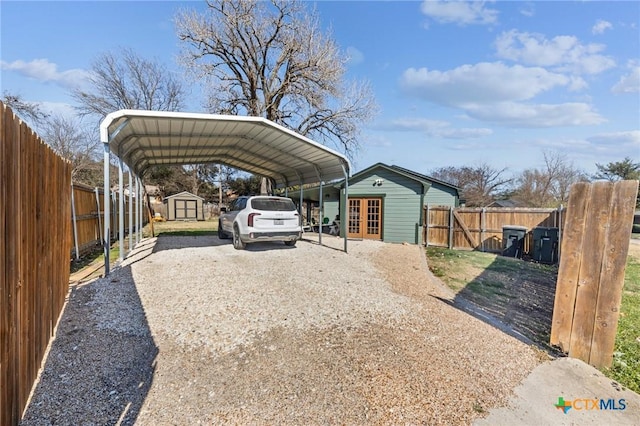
[512,151,588,207]
[430,163,512,207]
[2,91,49,127]
[182,164,220,196]
[175,0,376,159]
[72,48,185,119]
[71,48,190,190]
[41,114,101,182]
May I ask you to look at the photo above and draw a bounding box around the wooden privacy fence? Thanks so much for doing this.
[424,205,564,256]
[1,102,72,425]
[70,183,104,258]
[70,184,144,259]
[550,180,639,368]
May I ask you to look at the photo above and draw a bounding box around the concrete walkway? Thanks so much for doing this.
[475,357,640,425]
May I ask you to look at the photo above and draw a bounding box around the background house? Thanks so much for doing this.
[288,163,459,244]
[486,199,523,208]
[163,191,205,221]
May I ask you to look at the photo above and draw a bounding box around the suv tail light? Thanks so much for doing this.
[295,212,300,225]
[248,212,261,227]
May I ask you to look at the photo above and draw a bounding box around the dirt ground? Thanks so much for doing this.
[21,237,541,425]
[426,239,640,354]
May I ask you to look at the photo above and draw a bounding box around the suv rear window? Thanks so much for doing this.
[251,198,296,211]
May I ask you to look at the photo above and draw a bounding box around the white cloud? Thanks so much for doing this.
[0,58,89,89]
[441,127,493,139]
[388,117,449,131]
[519,2,535,17]
[420,0,498,26]
[495,30,616,74]
[400,62,569,105]
[592,19,612,35]
[611,65,640,94]
[399,61,606,128]
[568,76,588,91]
[364,134,392,147]
[387,117,493,139]
[463,101,606,127]
[586,130,640,146]
[345,46,364,66]
[37,101,78,119]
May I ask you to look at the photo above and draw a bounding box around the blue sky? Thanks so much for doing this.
[1,1,639,177]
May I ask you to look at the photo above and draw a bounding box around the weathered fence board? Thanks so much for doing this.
[568,182,614,362]
[550,180,639,368]
[549,183,590,350]
[590,181,639,366]
[1,102,72,426]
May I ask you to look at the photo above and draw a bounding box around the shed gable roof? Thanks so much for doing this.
[163,191,205,201]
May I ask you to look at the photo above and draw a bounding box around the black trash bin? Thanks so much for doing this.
[502,226,527,258]
[532,227,559,264]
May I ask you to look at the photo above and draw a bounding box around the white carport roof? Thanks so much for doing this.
[100,109,350,188]
[99,109,351,275]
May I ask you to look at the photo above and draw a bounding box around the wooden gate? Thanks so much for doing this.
[424,206,563,255]
[550,180,639,368]
[347,198,382,239]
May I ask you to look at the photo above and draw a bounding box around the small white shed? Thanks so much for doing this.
[164,191,204,221]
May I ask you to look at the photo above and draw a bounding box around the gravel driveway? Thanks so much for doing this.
[21,235,541,425]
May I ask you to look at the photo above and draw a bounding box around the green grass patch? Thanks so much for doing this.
[143,220,217,238]
[425,246,556,291]
[151,229,217,237]
[622,255,640,294]
[603,255,640,393]
[426,246,640,394]
[70,245,120,274]
[466,279,511,299]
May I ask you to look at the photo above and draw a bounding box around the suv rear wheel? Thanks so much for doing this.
[232,224,246,250]
[218,220,230,239]
[284,240,296,247]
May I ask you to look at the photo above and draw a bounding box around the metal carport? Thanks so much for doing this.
[100,109,351,275]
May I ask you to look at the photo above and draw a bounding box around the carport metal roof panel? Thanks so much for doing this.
[100,109,351,188]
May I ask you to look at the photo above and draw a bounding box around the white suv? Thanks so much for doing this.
[218,196,302,249]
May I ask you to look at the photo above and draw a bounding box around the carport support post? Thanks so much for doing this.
[318,182,323,245]
[118,157,125,262]
[299,180,303,226]
[103,142,110,276]
[133,176,138,244]
[128,170,133,253]
[342,170,349,253]
[137,177,142,244]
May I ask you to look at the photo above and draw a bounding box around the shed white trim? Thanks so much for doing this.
[163,191,205,201]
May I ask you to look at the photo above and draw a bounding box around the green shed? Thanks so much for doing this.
[287,163,459,244]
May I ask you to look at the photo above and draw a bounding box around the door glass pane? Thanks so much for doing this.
[367,199,380,235]
[348,199,360,234]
